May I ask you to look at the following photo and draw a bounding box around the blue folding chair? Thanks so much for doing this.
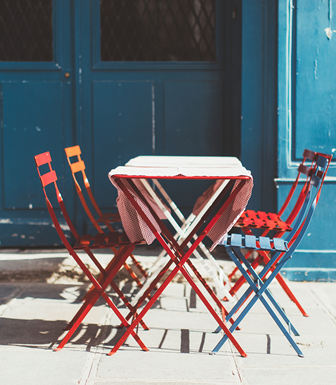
[212,155,329,357]
[227,150,332,317]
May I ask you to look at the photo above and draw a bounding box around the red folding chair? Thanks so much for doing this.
[34,151,149,352]
[64,145,148,296]
[227,149,332,316]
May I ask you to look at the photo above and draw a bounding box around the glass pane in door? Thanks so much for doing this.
[100,0,216,62]
[0,0,53,62]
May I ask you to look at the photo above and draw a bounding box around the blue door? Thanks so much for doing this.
[78,0,236,234]
[0,0,238,246]
[0,0,74,246]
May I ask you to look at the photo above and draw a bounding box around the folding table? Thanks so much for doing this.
[124,156,243,301]
[108,163,253,356]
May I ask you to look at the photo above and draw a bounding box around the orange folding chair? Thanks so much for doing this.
[34,151,149,352]
[64,145,148,298]
[226,149,332,316]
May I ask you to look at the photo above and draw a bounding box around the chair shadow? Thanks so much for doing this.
[0,257,66,283]
[0,316,121,352]
[0,277,163,352]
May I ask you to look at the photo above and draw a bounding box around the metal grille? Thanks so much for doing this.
[0,0,53,62]
[100,0,216,62]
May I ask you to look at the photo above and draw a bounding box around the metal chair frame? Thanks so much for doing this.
[34,151,149,352]
[213,155,328,356]
[227,150,332,316]
[64,145,148,297]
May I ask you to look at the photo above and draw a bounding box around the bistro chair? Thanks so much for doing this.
[226,149,332,316]
[213,154,328,357]
[64,145,148,298]
[34,151,149,352]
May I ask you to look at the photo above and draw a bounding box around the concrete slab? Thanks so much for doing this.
[0,250,335,384]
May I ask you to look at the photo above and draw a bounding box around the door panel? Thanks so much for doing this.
[92,81,154,207]
[3,81,64,210]
[163,80,225,209]
[295,1,336,158]
[0,0,74,246]
[164,81,224,155]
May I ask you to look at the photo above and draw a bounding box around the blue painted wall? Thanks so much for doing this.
[240,0,336,281]
[277,0,336,281]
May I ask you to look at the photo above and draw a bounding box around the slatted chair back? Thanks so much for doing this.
[34,151,81,247]
[64,145,149,290]
[282,150,332,226]
[278,149,315,219]
[285,154,329,248]
[64,145,106,233]
[236,149,331,233]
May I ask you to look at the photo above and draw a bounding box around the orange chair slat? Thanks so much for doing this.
[70,159,85,174]
[65,145,81,158]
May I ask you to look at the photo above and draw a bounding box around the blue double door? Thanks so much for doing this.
[0,0,236,246]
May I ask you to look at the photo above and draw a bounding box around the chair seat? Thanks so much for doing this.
[96,212,121,223]
[223,234,288,252]
[74,231,141,250]
[235,210,292,232]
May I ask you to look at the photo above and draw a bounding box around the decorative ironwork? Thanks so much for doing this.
[100,0,216,62]
[0,0,53,62]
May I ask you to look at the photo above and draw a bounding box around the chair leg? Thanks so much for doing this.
[274,272,308,317]
[56,245,149,352]
[108,233,247,357]
[213,247,303,357]
[66,254,150,332]
[129,255,149,278]
[258,249,309,317]
[228,247,309,317]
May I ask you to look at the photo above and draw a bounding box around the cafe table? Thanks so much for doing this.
[124,155,244,301]
[107,162,253,356]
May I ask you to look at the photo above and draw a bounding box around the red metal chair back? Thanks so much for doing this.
[34,151,80,246]
[282,149,332,225]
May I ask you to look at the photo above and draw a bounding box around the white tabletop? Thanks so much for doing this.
[109,165,251,179]
[125,155,242,168]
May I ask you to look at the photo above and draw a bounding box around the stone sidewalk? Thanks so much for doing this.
[0,248,335,385]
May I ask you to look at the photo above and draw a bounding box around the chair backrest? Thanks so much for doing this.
[280,149,332,226]
[34,151,81,251]
[285,154,329,252]
[35,151,119,289]
[257,154,330,272]
[65,145,108,234]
